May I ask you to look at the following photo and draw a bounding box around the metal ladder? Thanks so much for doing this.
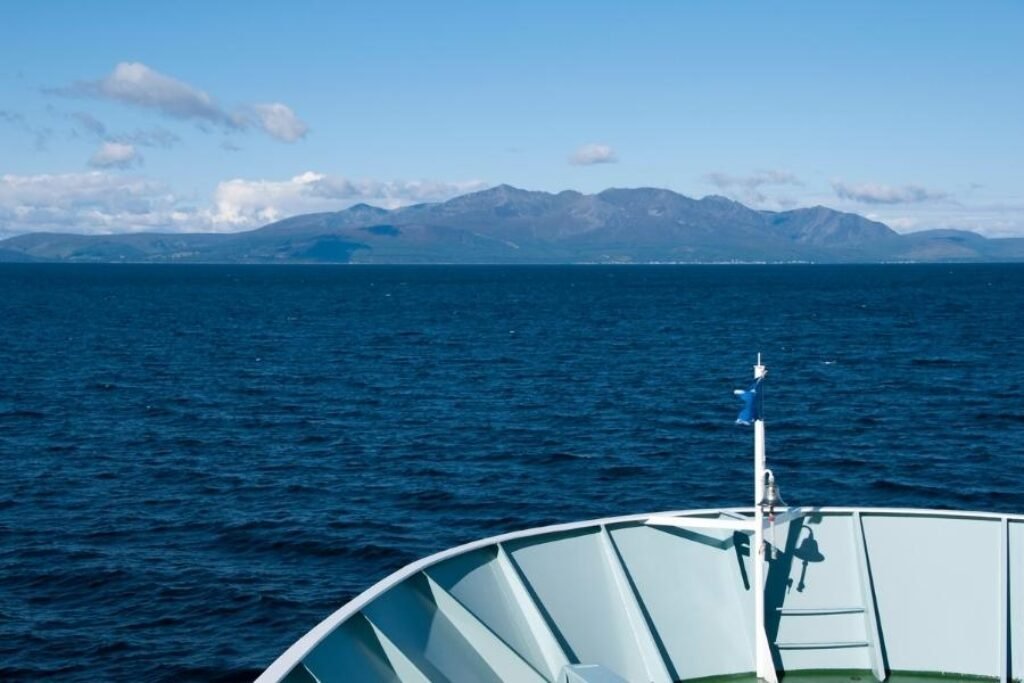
[769,512,888,681]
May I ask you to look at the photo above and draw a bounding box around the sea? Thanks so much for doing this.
[1,263,1022,681]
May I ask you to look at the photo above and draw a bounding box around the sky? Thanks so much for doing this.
[2,1,1022,238]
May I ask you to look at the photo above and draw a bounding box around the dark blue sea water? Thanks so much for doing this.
[1,263,1022,681]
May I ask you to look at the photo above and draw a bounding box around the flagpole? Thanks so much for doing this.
[752,354,776,683]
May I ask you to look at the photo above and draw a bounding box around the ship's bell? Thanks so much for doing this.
[758,478,785,511]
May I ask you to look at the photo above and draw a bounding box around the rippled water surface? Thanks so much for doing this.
[1,264,1022,681]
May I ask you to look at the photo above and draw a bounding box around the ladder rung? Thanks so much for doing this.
[776,607,865,616]
[776,640,869,650]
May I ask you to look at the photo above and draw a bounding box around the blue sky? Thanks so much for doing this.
[2,1,1022,236]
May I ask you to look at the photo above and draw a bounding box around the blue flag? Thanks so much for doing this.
[734,377,763,425]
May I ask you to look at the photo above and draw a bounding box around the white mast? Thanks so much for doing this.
[648,355,777,679]
[752,354,776,683]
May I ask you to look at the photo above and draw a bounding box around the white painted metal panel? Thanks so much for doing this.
[609,522,753,680]
[426,547,558,678]
[361,577,506,682]
[507,529,652,682]
[301,614,401,682]
[861,514,1001,677]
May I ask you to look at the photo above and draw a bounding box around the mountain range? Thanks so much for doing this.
[2,185,1022,263]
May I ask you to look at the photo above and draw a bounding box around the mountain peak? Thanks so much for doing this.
[700,194,742,205]
[438,184,554,213]
[346,203,388,214]
[463,183,532,199]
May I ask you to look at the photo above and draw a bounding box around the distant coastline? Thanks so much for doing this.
[3,185,1022,264]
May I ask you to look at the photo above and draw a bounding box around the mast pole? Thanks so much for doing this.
[752,354,776,682]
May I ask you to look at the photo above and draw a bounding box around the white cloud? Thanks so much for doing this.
[832,180,947,205]
[0,172,189,234]
[89,142,141,169]
[210,172,488,227]
[246,103,308,142]
[878,216,921,231]
[56,62,308,143]
[569,143,617,166]
[210,172,321,226]
[861,202,1024,237]
[0,171,489,236]
[70,62,232,126]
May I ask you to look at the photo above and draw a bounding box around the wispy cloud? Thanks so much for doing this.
[0,108,54,150]
[89,142,141,169]
[61,62,234,126]
[569,143,617,166]
[832,180,947,205]
[704,169,801,191]
[71,111,181,149]
[71,111,107,137]
[702,169,802,206]
[118,127,181,149]
[54,62,308,143]
[0,109,24,126]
